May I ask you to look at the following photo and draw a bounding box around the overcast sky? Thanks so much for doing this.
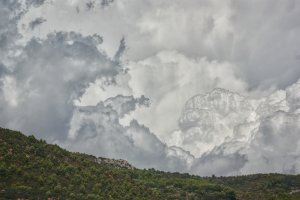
[0,0,300,176]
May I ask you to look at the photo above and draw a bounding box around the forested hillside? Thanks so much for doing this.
[0,127,299,200]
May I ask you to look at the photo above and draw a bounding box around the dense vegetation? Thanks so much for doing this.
[213,174,300,200]
[0,127,299,199]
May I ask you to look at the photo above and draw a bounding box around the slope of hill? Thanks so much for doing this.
[0,127,299,200]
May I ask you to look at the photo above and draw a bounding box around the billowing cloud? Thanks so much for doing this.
[167,88,253,156]
[0,31,123,141]
[19,0,300,89]
[127,51,247,138]
[173,80,300,176]
[18,0,300,137]
[0,0,124,140]
[64,95,192,172]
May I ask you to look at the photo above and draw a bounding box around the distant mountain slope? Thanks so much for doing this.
[0,127,299,200]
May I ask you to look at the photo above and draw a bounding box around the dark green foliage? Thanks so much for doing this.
[212,173,300,200]
[0,127,299,200]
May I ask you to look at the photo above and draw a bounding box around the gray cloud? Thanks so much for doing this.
[191,148,247,176]
[229,0,300,89]
[86,1,95,10]
[101,0,114,8]
[197,110,300,176]
[104,95,150,118]
[18,0,300,89]
[64,95,191,172]
[86,0,114,10]
[0,31,123,141]
[29,17,46,30]
[113,37,126,62]
[0,1,21,58]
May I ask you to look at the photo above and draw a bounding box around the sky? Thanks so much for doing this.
[0,0,300,176]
